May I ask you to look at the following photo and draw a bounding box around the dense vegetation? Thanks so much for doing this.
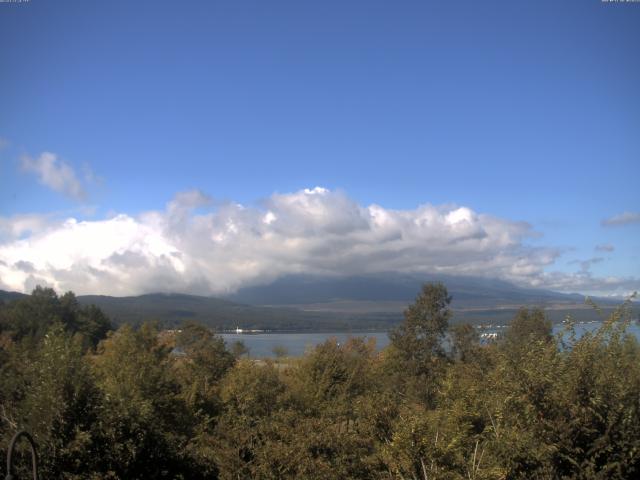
[1,284,638,479]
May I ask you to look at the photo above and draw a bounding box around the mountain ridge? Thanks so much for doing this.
[1,275,627,330]
[226,273,605,307]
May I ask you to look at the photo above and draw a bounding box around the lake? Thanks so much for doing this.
[221,321,640,358]
[220,331,390,358]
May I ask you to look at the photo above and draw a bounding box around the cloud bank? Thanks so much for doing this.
[0,188,637,296]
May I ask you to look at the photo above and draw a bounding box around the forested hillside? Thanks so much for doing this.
[1,285,639,479]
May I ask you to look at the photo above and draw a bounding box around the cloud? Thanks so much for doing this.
[534,271,639,297]
[20,152,86,200]
[595,243,614,252]
[602,211,640,227]
[13,260,36,273]
[569,257,604,273]
[0,187,637,297]
[81,162,103,186]
[0,213,54,241]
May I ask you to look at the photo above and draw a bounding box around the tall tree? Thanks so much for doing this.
[386,282,452,405]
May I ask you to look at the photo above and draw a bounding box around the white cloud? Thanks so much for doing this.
[538,271,639,297]
[20,152,86,200]
[0,187,637,296]
[602,211,640,227]
[0,213,54,241]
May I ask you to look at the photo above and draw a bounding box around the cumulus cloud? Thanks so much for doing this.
[0,187,637,296]
[602,211,640,227]
[595,243,614,252]
[20,152,86,200]
[0,213,54,241]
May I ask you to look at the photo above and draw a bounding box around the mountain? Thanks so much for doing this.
[0,275,628,331]
[0,289,380,331]
[0,290,27,303]
[227,273,624,325]
[227,273,597,307]
[75,293,362,331]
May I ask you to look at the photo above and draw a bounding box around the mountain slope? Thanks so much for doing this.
[76,293,361,331]
[227,273,594,308]
[1,275,627,331]
[226,273,624,326]
[0,290,27,303]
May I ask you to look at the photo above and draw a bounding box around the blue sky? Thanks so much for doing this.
[0,0,638,296]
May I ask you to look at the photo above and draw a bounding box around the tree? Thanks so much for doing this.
[10,324,103,479]
[214,359,287,478]
[92,323,196,479]
[75,303,113,348]
[450,323,480,363]
[0,287,112,348]
[485,302,640,478]
[174,321,235,419]
[386,282,452,405]
[175,322,235,387]
[230,340,250,359]
[0,286,62,341]
[503,307,552,349]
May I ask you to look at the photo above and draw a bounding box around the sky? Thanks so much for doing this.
[0,0,638,297]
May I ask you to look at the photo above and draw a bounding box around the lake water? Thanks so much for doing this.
[221,321,640,358]
[221,331,390,358]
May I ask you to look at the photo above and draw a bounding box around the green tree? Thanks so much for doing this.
[449,323,480,363]
[0,287,112,348]
[292,337,377,417]
[386,282,452,405]
[503,307,552,348]
[213,359,287,478]
[483,301,640,478]
[9,324,103,479]
[92,323,197,479]
[230,339,250,359]
[175,322,235,393]
[174,319,236,458]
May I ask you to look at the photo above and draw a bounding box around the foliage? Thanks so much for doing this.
[502,307,553,348]
[3,324,103,479]
[386,282,452,405]
[0,286,112,347]
[1,285,639,479]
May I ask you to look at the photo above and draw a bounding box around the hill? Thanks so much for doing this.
[0,275,629,331]
[75,293,365,331]
[227,273,624,325]
[0,289,27,303]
